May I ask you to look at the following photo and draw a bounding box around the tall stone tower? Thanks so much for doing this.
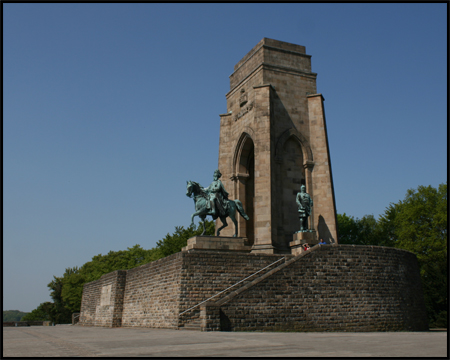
[217,38,338,254]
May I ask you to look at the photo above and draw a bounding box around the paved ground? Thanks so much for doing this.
[2,325,447,357]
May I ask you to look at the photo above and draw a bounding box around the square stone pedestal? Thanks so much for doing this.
[182,236,252,252]
[290,231,318,256]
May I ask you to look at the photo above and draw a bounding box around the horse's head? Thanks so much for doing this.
[186,180,200,198]
[186,180,193,197]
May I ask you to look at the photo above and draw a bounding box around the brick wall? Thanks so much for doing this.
[178,251,287,325]
[121,251,286,328]
[79,245,427,332]
[203,245,428,332]
[78,270,126,327]
[120,252,184,329]
[79,251,287,328]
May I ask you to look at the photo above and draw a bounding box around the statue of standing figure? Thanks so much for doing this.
[296,184,313,232]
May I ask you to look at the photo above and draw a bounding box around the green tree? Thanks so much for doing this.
[60,245,160,312]
[379,183,447,327]
[20,303,52,321]
[60,270,87,313]
[156,220,215,257]
[337,213,390,246]
[79,245,159,284]
[3,310,29,322]
[337,213,360,244]
[379,184,447,261]
[54,220,216,314]
[47,274,73,324]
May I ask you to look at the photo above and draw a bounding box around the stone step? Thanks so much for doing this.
[179,319,201,331]
[179,326,201,331]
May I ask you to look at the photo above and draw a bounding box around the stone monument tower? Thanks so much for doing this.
[217,38,338,253]
[79,39,428,332]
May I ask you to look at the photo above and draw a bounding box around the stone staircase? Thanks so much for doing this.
[214,245,321,308]
[178,318,201,331]
[177,254,292,331]
[176,248,324,331]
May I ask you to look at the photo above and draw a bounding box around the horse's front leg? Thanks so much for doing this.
[229,213,238,237]
[191,210,202,227]
[216,217,228,236]
[200,216,207,235]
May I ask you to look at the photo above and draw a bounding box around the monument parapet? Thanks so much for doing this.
[290,231,318,255]
[79,245,428,332]
[182,236,251,252]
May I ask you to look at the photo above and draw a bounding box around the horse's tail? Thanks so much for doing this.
[234,199,249,220]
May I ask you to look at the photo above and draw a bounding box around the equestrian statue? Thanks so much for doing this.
[186,169,249,236]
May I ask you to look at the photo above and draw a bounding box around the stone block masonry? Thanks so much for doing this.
[203,245,428,332]
[178,251,286,326]
[217,38,338,252]
[79,245,428,332]
[78,39,427,332]
[79,270,126,327]
[182,236,252,252]
[79,250,286,329]
[121,253,184,328]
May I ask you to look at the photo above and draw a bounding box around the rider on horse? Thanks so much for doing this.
[186,171,249,237]
[203,169,229,219]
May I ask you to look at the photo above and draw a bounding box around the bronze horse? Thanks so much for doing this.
[186,180,249,236]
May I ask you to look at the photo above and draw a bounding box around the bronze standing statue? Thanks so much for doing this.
[296,184,313,232]
[186,169,249,236]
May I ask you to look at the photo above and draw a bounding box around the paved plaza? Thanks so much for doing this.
[2,325,447,357]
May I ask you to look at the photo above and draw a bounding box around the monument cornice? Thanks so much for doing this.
[226,64,263,98]
[262,44,311,58]
[226,63,316,98]
[231,44,264,74]
[307,93,325,101]
[231,43,311,76]
[261,63,317,79]
[252,83,275,90]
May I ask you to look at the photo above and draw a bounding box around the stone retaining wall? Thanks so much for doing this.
[202,245,428,332]
[79,251,287,328]
[121,253,184,328]
[178,251,287,325]
[79,270,126,327]
[121,251,286,328]
[79,245,428,332]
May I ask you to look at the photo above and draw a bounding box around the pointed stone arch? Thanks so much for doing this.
[273,128,315,251]
[231,128,255,244]
[275,127,313,164]
[232,126,256,177]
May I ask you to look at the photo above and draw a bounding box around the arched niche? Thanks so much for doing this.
[232,132,255,245]
[273,128,315,252]
[278,137,305,249]
[275,128,313,163]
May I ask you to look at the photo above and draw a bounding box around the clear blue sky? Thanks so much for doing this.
[3,3,447,312]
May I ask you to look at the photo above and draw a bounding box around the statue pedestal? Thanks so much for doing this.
[182,236,252,252]
[290,231,318,256]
